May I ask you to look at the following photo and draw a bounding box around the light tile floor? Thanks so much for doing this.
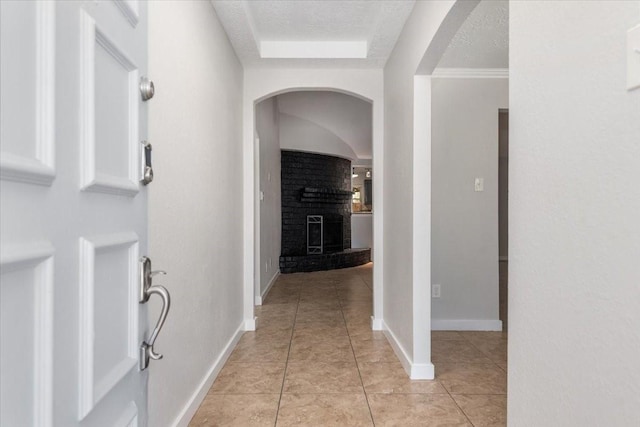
[190,264,507,426]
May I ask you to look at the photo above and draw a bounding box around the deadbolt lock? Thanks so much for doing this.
[140,76,154,101]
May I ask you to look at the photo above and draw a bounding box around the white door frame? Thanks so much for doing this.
[409,0,481,377]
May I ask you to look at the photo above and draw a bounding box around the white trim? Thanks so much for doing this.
[0,242,55,268]
[243,317,257,331]
[0,154,56,186]
[113,402,138,427]
[382,321,435,380]
[0,1,56,186]
[260,41,367,59]
[172,324,244,427]
[242,107,255,341]
[431,319,503,331]
[370,316,383,331]
[254,136,261,307]
[79,11,140,197]
[78,232,139,419]
[244,71,385,363]
[371,97,384,331]
[255,270,280,306]
[411,363,436,379]
[432,68,509,79]
[0,242,55,427]
[93,358,137,406]
[412,75,432,368]
[112,0,139,27]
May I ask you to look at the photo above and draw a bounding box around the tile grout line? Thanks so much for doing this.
[434,335,477,426]
[337,280,377,426]
[272,280,301,427]
[442,382,477,427]
[445,332,509,425]
[461,333,508,375]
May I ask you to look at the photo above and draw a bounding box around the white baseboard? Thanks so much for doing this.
[410,362,436,379]
[172,323,244,427]
[431,319,503,331]
[382,321,435,380]
[243,317,256,331]
[370,316,384,331]
[255,270,280,306]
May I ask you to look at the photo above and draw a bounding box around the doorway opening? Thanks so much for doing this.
[254,90,374,304]
[498,109,509,331]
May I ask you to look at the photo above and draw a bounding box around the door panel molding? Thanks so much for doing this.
[0,242,54,427]
[115,402,139,427]
[78,233,139,419]
[79,11,140,197]
[2,1,149,424]
[0,1,55,186]
[112,0,139,28]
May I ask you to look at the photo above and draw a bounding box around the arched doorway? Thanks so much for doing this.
[242,70,384,333]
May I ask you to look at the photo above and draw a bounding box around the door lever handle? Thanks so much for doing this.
[139,257,171,371]
[140,284,170,368]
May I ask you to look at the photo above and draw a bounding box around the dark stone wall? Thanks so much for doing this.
[281,150,351,256]
[280,248,371,274]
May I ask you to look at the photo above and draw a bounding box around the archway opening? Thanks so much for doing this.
[253,90,375,306]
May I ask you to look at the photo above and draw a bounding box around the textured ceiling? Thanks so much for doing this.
[211,0,415,68]
[437,0,509,69]
[277,91,372,159]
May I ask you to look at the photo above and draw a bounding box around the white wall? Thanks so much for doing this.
[509,1,640,425]
[383,0,460,379]
[431,77,507,330]
[279,112,358,160]
[148,2,244,425]
[255,97,281,302]
[244,68,384,331]
[277,91,373,160]
[351,214,373,249]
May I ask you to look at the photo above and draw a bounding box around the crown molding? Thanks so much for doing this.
[431,68,509,78]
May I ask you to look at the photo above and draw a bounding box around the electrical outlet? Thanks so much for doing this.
[432,284,441,298]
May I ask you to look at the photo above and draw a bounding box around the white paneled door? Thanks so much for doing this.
[1,1,154,425]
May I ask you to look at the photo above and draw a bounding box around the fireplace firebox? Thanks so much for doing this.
[307,215,344,254]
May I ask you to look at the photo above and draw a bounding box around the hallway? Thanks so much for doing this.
[189,265,507,426]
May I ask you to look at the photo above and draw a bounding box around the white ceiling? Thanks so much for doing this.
[437,0,509,69]
[276,91,372,159]
[211,0,415,68]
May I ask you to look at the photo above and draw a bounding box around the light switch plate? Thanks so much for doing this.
[628,24,640,91]
[432,284,441,298]
[474,178,484,192]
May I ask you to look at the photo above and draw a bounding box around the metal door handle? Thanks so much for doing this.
[140,76,154,101]
[139,256,171,371]
[140,141,153,185]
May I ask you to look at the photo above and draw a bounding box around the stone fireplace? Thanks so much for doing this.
[280,150,370,273]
